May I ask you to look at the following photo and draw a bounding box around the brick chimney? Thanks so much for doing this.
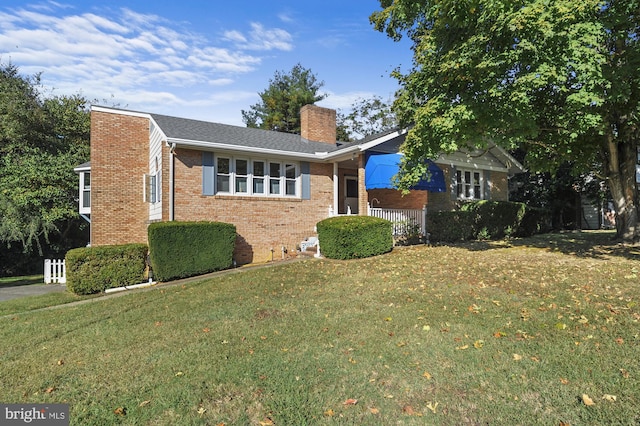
[300,104,336,144]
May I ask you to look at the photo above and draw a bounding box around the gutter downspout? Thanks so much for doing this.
[169,142,176,221]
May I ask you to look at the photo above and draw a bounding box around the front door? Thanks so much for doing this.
[345,176,359,214]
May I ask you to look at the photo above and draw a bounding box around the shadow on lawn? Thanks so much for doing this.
[444,230,640,261]
[0,275,44,288]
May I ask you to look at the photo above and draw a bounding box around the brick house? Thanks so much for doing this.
[75,104,524,264]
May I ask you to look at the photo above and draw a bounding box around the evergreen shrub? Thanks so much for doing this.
[66,244,148,295]
[317,216,393,260]
[148,221,236,281]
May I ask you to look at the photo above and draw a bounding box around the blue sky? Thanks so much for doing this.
[0,1,413,126]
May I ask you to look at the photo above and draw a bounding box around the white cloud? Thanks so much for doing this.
[225,22,293,51]
[318,91,377,111]
[0,3,287,117]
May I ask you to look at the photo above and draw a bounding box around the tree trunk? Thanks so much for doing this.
[606,134,639,243]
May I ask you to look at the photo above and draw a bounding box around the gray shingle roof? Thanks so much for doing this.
[150,113,350,155]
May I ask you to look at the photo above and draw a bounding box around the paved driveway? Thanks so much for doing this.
[0,283,67,302]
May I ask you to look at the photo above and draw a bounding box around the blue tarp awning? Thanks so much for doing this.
[364,152,446,192]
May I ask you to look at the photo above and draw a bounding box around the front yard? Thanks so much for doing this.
[1,231,638,424]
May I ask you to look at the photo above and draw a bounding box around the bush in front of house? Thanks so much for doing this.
[148,221,236,282]
[66,244,148,295]
[427,201,551,243]
[461,200,551,239]
[317,216,393,260]
[426,210,475,242]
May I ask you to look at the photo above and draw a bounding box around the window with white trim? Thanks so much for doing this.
[456,168,483,200]
[214,156,299,197]
[79,171,90,213]
[144,172,161,204]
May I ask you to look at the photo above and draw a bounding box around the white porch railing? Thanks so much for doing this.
[368,204,427,238]
[327,204,427,238]
[44,259,66,284]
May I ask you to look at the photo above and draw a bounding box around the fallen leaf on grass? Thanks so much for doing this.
[324,409,335,417]
[369,407,379,414]
[197,406,206,415]
[581,394,595,406]
[56,359,64,366]
[114,407,126,416]
[473,340,484,349]
[403,405,416,415]
[259,418,274,426]
[423,371,432,380]
[620,368,630,378]
[513,353,523,361]
[202,328,211,333]
[615,337,624,345]
[560,378,569,385]
[45,386,55,394]
[602,394,617,402]
[426,402,439,413]
[456,345,469,350]
[139,400,151,407]
[343,398,358,405]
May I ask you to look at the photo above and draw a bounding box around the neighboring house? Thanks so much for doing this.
[75,104,524,264]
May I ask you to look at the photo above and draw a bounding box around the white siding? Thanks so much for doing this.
[149,122,164,221]
[436,149,509,172]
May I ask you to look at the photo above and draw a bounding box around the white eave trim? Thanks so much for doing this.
[74,166,91,173]
[357,128,408,152]
[91,105,151,119]
[168,138,335,160]
[436,158,510,173]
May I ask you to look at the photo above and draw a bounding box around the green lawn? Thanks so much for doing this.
[1,231,639,425]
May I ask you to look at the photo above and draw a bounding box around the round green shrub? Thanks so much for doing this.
[317,216,393,260]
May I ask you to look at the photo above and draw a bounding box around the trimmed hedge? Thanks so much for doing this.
[426,210,475,242]
[317,216,393,260]
[66,244,148,295]
[148,221,236,282]
[427,201,551,243]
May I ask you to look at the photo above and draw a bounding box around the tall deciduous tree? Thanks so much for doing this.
[0,63,90,269]
[340,95,398,140]
[371,0,640,242]
[242,63,327,134]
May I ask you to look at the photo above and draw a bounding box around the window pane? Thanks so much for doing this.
[286,180,296,195]
[285,164,296,179]
[456,170,463,196]
[474,185,481,199]
[217,158,230,173]
[346,178,358,197]
[270,162,281,177]
[253,178,264,194]
[253,161,265,176]
[270,178,280,194]
[236,159,248,175]
[217,176,230,192]
[83,172,91,188]
[150,175,157,203]
[236,177,248,193]
[82,190,90,208]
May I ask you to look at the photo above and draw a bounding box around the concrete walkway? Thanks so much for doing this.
[0,282,67,302]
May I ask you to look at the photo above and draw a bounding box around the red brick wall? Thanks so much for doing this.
[90,110,149,246]
[367,189,428,210]
[172,149,333,264]
[300,105,336,144]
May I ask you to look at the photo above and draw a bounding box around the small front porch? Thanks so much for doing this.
[329,151,446,242]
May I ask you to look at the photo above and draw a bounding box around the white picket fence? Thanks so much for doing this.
[368,205,427,238]
[44,259,66,284]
